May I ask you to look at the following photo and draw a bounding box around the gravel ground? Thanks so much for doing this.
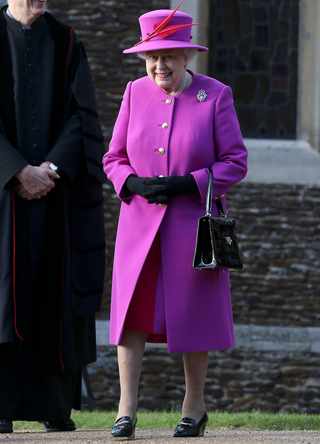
[1,429,320,443]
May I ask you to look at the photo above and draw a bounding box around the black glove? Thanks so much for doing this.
[147,175,198,203]
[125,175,168,202]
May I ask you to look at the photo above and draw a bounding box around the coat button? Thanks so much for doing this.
[165,99,172,105]
[159,203,166,208]
[162,122,168,129]
[158,148,165,154]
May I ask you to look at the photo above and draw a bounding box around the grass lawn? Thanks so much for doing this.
[12,411,320,431]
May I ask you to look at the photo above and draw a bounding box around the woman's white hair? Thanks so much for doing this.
[138,48,198,66]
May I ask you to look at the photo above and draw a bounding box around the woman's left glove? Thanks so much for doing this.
[147,175,198,203]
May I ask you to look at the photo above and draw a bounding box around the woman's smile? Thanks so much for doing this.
[145,48,188,95]
[156,73,171,78]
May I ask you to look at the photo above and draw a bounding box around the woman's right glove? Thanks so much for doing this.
[148,175,198,200]
[125,175,170,204]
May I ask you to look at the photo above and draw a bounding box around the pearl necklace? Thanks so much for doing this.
[161,71,190,96]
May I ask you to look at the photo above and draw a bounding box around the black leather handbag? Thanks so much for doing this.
[193,171,243,271]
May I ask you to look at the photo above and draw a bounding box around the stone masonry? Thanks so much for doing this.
[102,181,320,323]
[88,343,320,414]
[228,182,320,327]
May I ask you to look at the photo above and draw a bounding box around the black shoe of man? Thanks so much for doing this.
[43,419,76,432]
[0,420,13,433]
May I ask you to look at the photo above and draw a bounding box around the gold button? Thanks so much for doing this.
[214,197,218,201]
[162,122,168,129]
[158,175,164,178]
[158,148,165,154]
[165,99,172,105]
[159,203,166,208]
[220,194,225,198]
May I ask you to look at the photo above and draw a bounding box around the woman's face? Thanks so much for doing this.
[145,49,188,94]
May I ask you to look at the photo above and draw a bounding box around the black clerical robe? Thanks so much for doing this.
[0,7,105,421]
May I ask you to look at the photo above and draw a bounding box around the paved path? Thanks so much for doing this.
[1,429,320,443]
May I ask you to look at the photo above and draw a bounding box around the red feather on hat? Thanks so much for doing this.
[134,0,201,47]
[155,23,200,39]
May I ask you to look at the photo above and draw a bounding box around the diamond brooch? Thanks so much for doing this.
[197,90,207,102]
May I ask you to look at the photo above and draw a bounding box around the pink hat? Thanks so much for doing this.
[123,2,208,54]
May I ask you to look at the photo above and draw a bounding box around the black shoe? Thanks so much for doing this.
[173,411,208,438]
[111,414,137,439]
[0,420,13,434]
[43,419,76,432]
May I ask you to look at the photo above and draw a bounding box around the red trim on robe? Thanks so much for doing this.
[63,28,74,81]
[11,190,23,341]
[59,234,66,370]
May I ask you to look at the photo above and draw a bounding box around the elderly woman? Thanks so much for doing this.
[103,2,248,439]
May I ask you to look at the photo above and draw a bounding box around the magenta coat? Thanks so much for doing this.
[103,72,248,353]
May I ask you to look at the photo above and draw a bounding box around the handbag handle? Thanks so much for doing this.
[206,170,226,218]
[206,170,213,216]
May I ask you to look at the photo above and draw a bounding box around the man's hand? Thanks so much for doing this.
[15,165,60,199]
[13,182,35,200]
[39,162,50,170]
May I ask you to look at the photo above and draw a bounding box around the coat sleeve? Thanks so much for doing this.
[44,108,84,180]
[0,118,28,190]
[102,82,137,204]
[191,85,248,204]
[68,37,105,183]
[45,34,102,181]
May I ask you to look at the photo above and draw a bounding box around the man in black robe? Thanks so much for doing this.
[0,0,105,433]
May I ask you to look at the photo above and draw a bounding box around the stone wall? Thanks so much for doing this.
[88,342,320,414]
[87,323,320,413]
[229,182,320,327]
[101,181,320,324]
